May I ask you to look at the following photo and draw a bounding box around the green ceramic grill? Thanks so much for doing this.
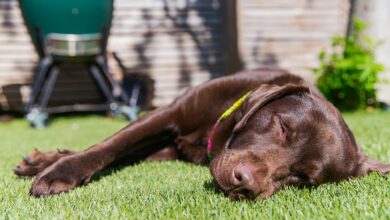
[19,0,139,128]
[19,0,113,58]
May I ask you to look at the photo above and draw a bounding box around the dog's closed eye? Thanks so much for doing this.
[277,115,286,139]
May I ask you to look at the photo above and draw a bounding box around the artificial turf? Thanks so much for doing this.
[0,111,390,219]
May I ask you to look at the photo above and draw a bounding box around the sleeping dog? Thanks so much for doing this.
[14,68,390,200]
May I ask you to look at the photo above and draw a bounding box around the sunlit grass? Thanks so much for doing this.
[0,111,389,219]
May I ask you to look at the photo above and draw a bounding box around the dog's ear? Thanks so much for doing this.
[233,83,310,133]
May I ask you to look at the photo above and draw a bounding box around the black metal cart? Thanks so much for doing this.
[19,0,139,128]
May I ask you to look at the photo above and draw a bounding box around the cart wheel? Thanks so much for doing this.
[109,103,139,121]
[26,108,49,128]
[119,105,139,121]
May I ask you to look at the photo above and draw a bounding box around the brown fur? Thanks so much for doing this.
[14,68,390,200]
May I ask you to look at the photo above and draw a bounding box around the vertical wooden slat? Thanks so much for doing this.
[0,0,354,110]
[351,0,390,103]
[237,0,350,82]
[0,0,226,110]
[220,0,242,74]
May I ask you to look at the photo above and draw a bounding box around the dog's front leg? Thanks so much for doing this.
[29,106,180,197]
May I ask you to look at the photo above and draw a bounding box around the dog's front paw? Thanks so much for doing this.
[29,156,92,197]
[14,149,74,177]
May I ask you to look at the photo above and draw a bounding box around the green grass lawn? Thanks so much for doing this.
[1,111,390,219]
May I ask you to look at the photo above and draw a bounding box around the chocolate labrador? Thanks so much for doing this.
[14,68,390,200]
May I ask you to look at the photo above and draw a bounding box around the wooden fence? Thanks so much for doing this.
[0,0,350,111]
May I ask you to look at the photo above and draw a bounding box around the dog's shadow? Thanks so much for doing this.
[203,180,223,194]
[202,179,328,200]
[89,158,142,183]
[89,160,226,197]
[88,164,322,201]
[90,166,127,183]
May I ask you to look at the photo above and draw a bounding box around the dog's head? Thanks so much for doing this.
[209,83,359,200]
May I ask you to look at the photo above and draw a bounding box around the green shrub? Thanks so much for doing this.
[313,19,384,111]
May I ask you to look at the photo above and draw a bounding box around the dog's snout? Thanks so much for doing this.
[232,164,253,186]
[231,164,258,199]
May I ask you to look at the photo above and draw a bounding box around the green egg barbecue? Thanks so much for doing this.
[19,0,139,128]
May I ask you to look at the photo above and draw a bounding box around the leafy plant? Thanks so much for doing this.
[313,19,384,111]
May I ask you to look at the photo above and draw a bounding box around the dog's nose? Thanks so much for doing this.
[231,164,258,199]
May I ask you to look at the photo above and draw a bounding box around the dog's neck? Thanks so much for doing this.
[207,91,252,160]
